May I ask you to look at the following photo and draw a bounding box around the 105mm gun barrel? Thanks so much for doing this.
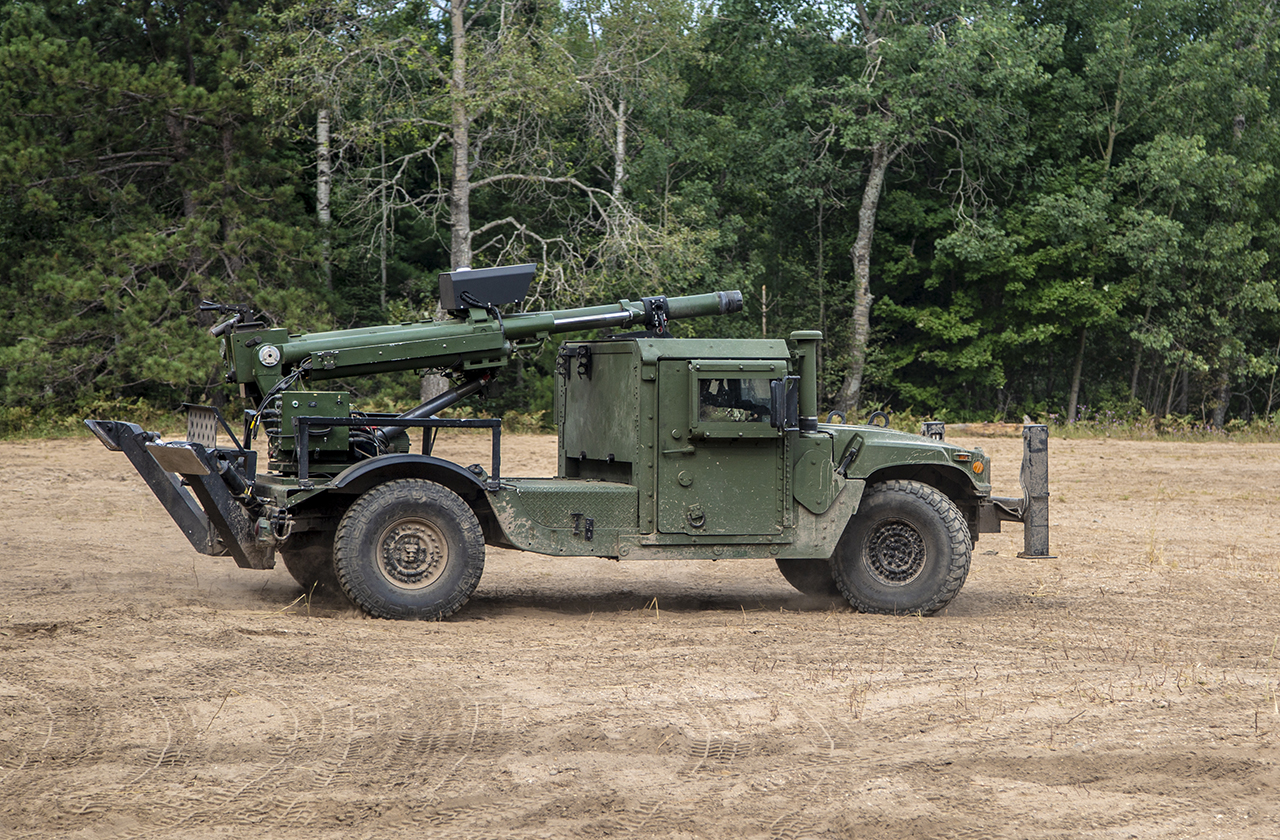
[214,264,743,401]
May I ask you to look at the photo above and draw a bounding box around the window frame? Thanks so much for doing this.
[687,359,786,439]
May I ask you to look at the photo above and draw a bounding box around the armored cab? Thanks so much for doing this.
[559,336,806,539]
[488,334,862,565]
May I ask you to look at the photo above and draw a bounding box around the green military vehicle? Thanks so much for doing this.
[88,264,1048,620]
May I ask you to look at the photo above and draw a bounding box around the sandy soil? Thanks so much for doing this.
[1,430,1278,839]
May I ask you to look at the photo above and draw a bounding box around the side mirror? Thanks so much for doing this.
[770,376,800,430]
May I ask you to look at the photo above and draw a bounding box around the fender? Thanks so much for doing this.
[324,453,487,500]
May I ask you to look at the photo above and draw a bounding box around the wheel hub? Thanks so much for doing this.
[377,519,448,589]
[864,520,926,586]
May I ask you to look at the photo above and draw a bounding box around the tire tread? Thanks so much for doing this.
[831,479,972,616]
[335,479,484,620]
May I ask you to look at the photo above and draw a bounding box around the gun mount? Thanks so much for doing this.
[89,262,1048,621]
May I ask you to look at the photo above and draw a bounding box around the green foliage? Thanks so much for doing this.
[1,0,1278,433]
[0,0,330,418]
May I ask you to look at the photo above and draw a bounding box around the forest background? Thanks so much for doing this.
[2,0,1279,436]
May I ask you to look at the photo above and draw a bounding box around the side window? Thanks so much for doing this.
[697,377,772,423]
[687,359,786,439]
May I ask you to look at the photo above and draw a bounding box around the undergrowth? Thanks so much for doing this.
[1043,405,1280,442]
[846,406,1280,443]
[11,400,1280,443]
[2,398,189,440]
[2,399,553,442]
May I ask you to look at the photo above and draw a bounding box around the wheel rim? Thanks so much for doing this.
[863,518,926,586]
[375,517,448,590]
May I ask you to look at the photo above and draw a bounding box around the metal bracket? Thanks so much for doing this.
[1018,424,1053,558]
[980,425,1052,557]
[570,513,595,541]
[641,295,671,336]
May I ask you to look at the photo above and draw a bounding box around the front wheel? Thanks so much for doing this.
[335,479,485,620]
[831,480,971,615]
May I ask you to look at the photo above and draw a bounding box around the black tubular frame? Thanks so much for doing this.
[293,415,502,484]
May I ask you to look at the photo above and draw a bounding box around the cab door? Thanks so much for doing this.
[656,359,786,536]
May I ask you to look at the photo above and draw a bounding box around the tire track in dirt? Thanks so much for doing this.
[178,685,389,836]
[168,680,525,835]
[127,697,184,785]
[5,657,537,839]
[764,812,828,840]
[4,620,1262,840]
[747,703,856,839]
[6,434,1280,839]
[0,666,205,837]
[390,698,539,833]
[0,678,58,800]
[2,669,138,804]
[600,682,984,836]
[578,689,854,837]
[56,694,203,825]
[31,683,308,839]
[236,690,358,833]
[732,696,883,837]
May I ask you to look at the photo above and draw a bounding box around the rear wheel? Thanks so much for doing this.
[335,479,485,620]
[775,558,842,597]
[832,480,971,615]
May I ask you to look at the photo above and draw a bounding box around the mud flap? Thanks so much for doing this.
[85,419,275,570]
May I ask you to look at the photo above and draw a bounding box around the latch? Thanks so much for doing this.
[571,513,595,541]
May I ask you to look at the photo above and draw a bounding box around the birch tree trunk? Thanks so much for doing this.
[611,97,627,200]
[448,0,471,271]
[317,108,332,290]
[835,141,896,412]
[379,141,388,311]
[422,0,473,403]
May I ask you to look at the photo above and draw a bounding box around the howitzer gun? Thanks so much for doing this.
[208,263,742,473]
[222,264,739,396]
[89,262,1049,621]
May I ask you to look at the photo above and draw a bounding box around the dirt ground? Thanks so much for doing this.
[2,429,1278,839]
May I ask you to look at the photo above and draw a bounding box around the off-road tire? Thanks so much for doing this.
[776,558,842,597]
[831,480,971,615]
[334,479,484,620]
[278,530,339,592]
